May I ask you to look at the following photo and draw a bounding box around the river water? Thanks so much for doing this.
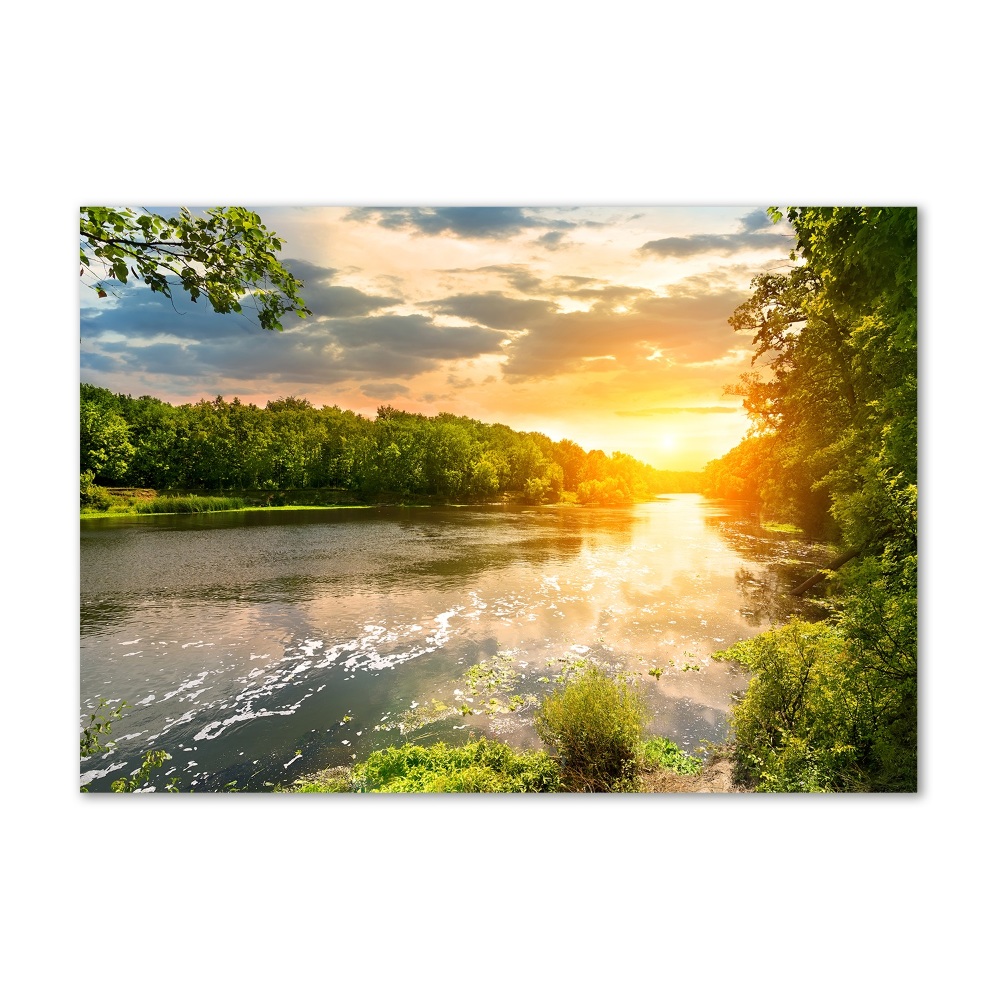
[80,495,828,791]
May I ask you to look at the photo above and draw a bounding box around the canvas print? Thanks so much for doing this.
[79,206,917,793]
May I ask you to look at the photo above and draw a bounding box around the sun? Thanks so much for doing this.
[660,432,678,452]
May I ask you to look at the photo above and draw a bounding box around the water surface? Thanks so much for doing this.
[80,496,828,791]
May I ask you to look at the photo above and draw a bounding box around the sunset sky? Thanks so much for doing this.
[80,206,797,470]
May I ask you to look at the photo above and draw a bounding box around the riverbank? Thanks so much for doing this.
[80,484,658,518]
[638,752,740,792]
[282,748,741,793]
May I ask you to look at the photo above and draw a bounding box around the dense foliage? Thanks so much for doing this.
[708,208,917,791]
[534,664,650,791]
[80,385,672,505]
[80,206,310,331]
[345,739,560,793]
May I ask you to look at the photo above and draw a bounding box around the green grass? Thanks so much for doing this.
[638,737,703,776]
[133,495,248,514]
[283,738,560,793]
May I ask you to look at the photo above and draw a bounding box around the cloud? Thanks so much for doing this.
[329,313,504,358]
[440,264,547,294]
[276,258,401,321]
[638,209,795,259]
[560,284,654,307]
[304,284,402,318]
[535,230,567,249]
[639,230,794,259]
[359,382,411,398]
[81,288,509,387]
[738,208,774,232]
[501,288,748,380]
[81,286,268,341]
[280,257,339,285]
[425,292,554,330]
[345,207,576,240]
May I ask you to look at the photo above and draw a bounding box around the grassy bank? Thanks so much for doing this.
[278,735,707,793]
[80,483,375,517]
[79,483,649,518]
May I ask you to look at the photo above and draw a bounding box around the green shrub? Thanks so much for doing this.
[533,663,649,791]
[80,471,114,511]
[638,737,702,776]
[721,619,883,792]
[349,738,559,793]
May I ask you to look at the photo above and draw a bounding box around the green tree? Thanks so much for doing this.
[715,207,917,791]
[726,207,916,544]
[80,206,310,331]
[81,397,135,482]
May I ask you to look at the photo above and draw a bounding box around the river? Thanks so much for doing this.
[79,495,828,791]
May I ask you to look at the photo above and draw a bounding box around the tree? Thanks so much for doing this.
[715,207,918,791]
[725,207,916,540]
[80,206,310,331]
[81,397,134,482]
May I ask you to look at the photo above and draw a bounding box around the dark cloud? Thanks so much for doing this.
[304,284,402,318]
[81,281,258,339]
[345,207,576,240]
[425,293,554,331]
[275,258,401,322]
[738,208,773,233]
[639,229,793,259]
[359,382,411,398]
[280,257,339,285]
[330,313,504,358]
[502,288,747,380]
[82,286,508,387]
[535,231,567,249]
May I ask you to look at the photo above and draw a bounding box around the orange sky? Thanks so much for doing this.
[80,206,797,470]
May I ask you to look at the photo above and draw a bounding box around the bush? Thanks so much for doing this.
[348,739,559,793]
[638,737,702,776]
[80,471,114,511]
[534,663,649,791]
[720,619,893,792]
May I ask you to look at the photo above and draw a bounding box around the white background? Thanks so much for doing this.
[4,3,991,996]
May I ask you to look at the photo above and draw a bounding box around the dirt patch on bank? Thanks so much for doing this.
[638,754,744,793]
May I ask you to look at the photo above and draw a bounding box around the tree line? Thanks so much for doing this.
[81,384,696,504]
[706,207,917,791]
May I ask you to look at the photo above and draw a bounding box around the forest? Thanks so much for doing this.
[81,383,699,508]
[703,207,917,791]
